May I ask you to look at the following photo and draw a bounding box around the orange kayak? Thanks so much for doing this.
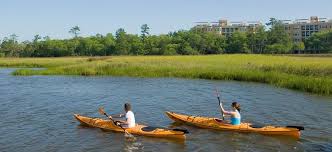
[74,114,186,139]
[165,111,303,138]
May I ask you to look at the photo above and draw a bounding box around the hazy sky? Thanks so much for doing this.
[1,0,331,41]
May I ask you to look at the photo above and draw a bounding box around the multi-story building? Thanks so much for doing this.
[193,16,332,43]
[283,16,332,43]
[193,19,262,37]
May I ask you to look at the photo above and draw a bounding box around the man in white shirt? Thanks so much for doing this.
[109,103,136,128]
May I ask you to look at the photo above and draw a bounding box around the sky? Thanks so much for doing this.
[1,0,331,41]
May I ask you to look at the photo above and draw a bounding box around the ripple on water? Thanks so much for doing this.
[0,68,332,152]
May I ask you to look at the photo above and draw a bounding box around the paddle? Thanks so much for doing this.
[98,107,135,138]
[215,87,225,120]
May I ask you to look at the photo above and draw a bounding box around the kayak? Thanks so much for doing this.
[74,114,187,139]
[165,111,304,138]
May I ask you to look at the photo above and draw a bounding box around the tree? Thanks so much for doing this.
[33,35,41,43]
[162,44,178,55]
[292,42,305,53]
[203,32,226,54]
[102,33,116,55]
[305,30,332,53]
[265,21,292,53]
[265,44,291,54]
[178,42,198,55]
[114,28,130,55]
[226,31,249,53]
[78,37,105,56]
[141,24,150,42]
[69,26,80,38]
[128,34,144,55]
[0,34,23,57]
[266,18,278,28]
[247,26,267,53]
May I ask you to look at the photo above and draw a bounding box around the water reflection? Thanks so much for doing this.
[0,68,331,152]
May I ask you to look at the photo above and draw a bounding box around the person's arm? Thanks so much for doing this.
[108,113,125,119]
[219,102,233,115]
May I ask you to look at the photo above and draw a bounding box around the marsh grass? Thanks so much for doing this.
[2,55,332,95]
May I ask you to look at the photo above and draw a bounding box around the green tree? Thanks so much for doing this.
[163,44,178,55]
[141,24,150,42]
[102,33,116,55]
[265,21,292,53]
[21,40,34,57]
[114,28,130,55]
[78,37,105,56]
[247,26,267,53]
[292,42,305,53]
[178,42,199,55]
[128,34,144,55]
[226,31,249,53]
[0,34,23,57]
[203,32,226,54]
[266,18,278,28]
[33,35,41,43]
[305,30,332,53]
[69,26,80,38]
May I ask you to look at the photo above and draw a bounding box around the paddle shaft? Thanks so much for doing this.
[102,112,127,132]
[216,89,225,120]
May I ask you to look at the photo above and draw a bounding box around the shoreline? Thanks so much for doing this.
[1,54,332,95]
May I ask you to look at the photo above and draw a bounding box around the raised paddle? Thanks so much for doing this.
[215,87,225,120]
[98,107,135,139]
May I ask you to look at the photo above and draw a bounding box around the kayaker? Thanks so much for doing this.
[219,102,241,125]
[109,103,136,128]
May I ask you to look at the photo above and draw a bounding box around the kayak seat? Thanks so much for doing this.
[215,118,227,123]
[250,124,265,128]
[141,126,159,132]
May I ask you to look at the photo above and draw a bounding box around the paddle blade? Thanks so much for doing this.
[124,131,136,141]
[98,107,106,115]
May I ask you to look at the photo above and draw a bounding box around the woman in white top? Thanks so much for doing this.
[109,103,136,128]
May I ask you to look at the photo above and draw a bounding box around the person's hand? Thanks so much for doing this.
[219,102,223,107]
[108,116,112,119]
[116,122,121,126]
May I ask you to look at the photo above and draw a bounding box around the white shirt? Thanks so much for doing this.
[125,111,136,128]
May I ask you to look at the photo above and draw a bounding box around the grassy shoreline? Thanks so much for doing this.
[1,55,332,95]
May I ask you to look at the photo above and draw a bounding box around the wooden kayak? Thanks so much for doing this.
[74,114,187,140]
[165,111,303,138]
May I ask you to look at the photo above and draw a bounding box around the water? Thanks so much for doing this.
[0,68,331,152]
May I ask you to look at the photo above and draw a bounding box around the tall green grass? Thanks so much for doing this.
[1,55,332,95]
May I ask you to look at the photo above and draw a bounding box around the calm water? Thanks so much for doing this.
[0,68,332,152]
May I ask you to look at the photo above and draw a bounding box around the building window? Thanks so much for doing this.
[301,26,305,30]
[310,25,313,30]
[315,25,318,30]
[302,31,305,37]
[306,25,309,30]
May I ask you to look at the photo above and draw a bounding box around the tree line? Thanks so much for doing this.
[0,19,331,57]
